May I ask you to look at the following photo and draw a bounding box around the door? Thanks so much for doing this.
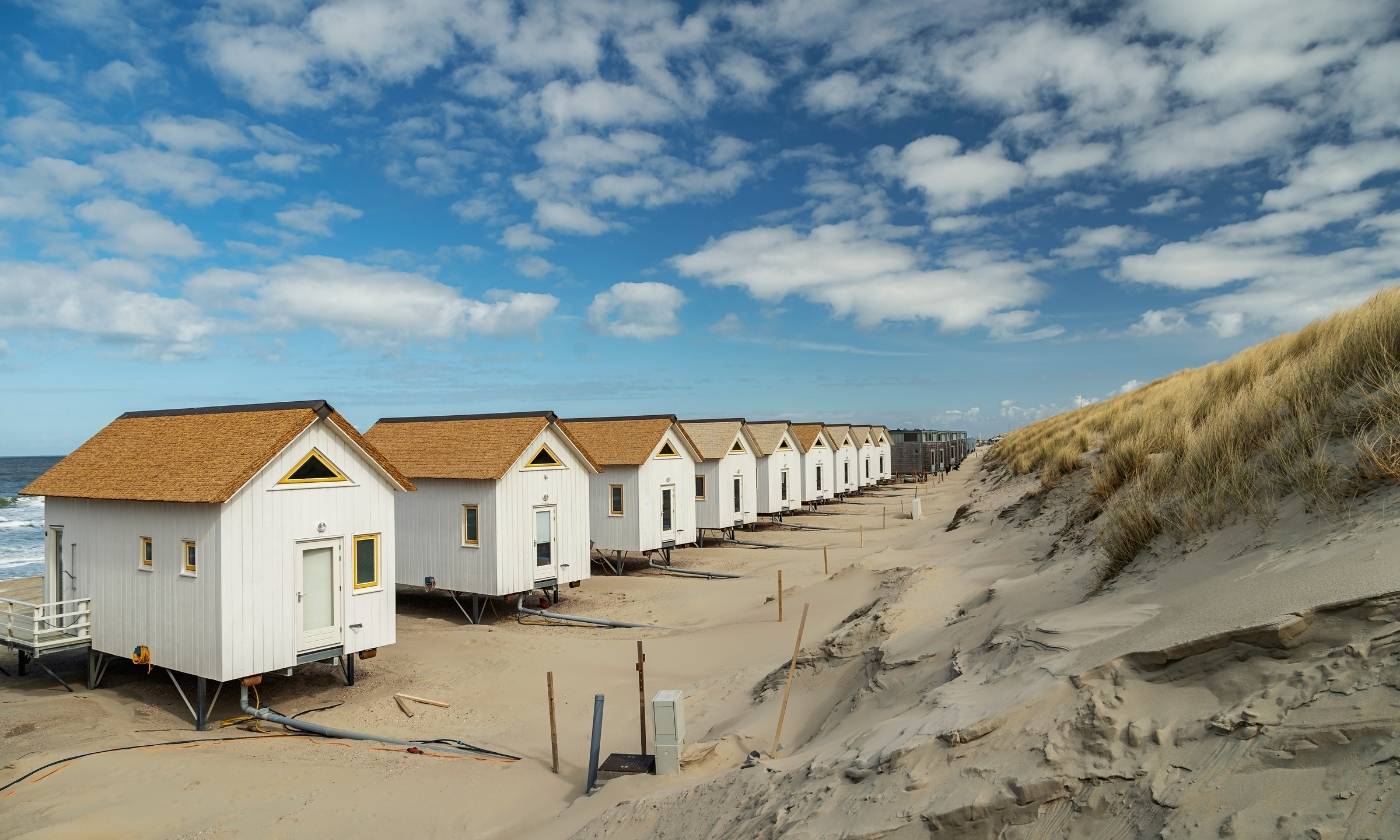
[296,539,342,653]
[732,475,742,523]
[780,469,790,509]
[660,485,675,538]
[46,526,64,603]
[533,506,558,582]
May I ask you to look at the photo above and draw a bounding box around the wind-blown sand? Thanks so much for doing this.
[3,458,1398,838]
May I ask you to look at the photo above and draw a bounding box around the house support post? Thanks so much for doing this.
[343,653,356,686]
[195,677,207,730]
[16,649,29,676]
[585,693,605,794]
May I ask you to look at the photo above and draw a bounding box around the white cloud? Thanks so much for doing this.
[673,222,1048,332]
[930,215,991,234]
[188,256,557,343]
[145,116,249,153]
[534,200,611,235]
[1134,189,1200,215]
[1054,225,1151,262]
[85,60,151,99]
[22,48,64,81]
[1342,41,1400,136]
[95,147,275,206]
[501,224,554,251]
[535,79,676,130]
[716,51,776,98]
[587,281,686,339]
[0,157,104,221]
[1118,379,1142,394]
[275,199,362,236]
[0,261,214,357]
[1124,105,1305,178]
[515,255,561,278]
[877,134,1025,213]
[1128,308,1190,336]
[710,312,743,334]
[1261,140,1400,209]
[1025,141,1113,179]
[75,199,204,258]
[985,310,1064,342]
[3,95,123,151]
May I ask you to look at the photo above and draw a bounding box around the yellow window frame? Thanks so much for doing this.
[608,484,625,516]
[462,504,480,546]
[353,533,380,590]
[695,474,707,500]
[523,443,565,470]
[139,536,153,570]
[181,539,197,575]
[277,447,349,485]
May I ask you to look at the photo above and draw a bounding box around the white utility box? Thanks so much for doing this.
[652,689,685,775]
[910,497,922,520]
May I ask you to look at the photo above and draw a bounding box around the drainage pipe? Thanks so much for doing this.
[515,594,655,629]
[645,558,742,579]
[238,685,519,760]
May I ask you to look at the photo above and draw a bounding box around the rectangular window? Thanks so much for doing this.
[844,463,850,483]
[733,477,741,513]
[780,469,789,501]
[138,536,153,570]
[353,533,380,590]
[609,485,624,516]
[816,464,823,491]
[880,455,885,473]
[462,504,480,545]
[695,475,706,500]
[181,539,197,575]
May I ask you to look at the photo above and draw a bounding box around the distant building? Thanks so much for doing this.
[890,429,970,478]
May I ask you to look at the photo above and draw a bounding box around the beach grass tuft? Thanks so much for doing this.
[989,286,1400,584]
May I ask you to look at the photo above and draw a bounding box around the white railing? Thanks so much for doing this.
[0,596,92,652]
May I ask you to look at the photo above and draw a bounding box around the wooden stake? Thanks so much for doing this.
[395,693,450,708]
[883,506,887,529]
[771,603,809,755]
[636,641,647,755]
[777,569,784,622]
[394,695,415,718]
[546,672,559,774]
[859,524,864,548]
[822,545,829,576]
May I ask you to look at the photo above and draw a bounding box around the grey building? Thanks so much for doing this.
[889,429,970,478]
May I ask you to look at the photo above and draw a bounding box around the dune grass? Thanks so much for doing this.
[990,286,1400,582]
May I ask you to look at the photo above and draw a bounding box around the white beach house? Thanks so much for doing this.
[559,415,701,567]
[873,426,893,482]
[19,400,413,727]
[790,423,836,504]
[679,419,758,537]
[744,421,803,516]
[364,411,599,623]
[825,424,858,496]
[851,425,878,489]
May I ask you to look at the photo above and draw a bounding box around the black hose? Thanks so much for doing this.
[0,733,307,794]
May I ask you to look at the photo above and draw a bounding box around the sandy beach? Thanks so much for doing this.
[5,449,1397,838]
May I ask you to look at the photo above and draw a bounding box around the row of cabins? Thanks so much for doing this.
[10,401,895,724]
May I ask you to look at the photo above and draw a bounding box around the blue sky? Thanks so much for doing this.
[1,0,1397,455]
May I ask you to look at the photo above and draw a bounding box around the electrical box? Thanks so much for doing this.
[910,498,922,520]
[652,689,685,775]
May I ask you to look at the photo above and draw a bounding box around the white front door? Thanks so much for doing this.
[660,484,675,539]
[296,539,342,653]
[533,506,558,582]
[45,526,65,603]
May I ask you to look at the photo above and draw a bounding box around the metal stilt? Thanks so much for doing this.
[196,677,207,730]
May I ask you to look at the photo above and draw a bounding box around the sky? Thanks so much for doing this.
[1,0,1397,455]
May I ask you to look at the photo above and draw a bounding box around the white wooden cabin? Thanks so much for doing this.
[851,426,878,489]
[560,416,701,561]
[826,424,859,496]
[678,419,758,534]
[790,423,836,504]
[18,400,413,726]
[744,422,803,516]
[873,426,893,482]
[364,411,599,622]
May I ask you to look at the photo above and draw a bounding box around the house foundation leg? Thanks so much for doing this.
[196,677,207,730]
[344,654,356,687]
[16,649,28,676]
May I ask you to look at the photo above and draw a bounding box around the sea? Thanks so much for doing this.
[0,456,59,580]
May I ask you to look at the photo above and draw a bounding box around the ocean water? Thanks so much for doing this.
[0,456,58,580]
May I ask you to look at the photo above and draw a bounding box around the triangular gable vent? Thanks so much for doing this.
[656,440,679,458]
[813,437,826,448]
[278,448,348,485]
[525,444,563,469]
[730,438,746,453]
[777,438,792,451]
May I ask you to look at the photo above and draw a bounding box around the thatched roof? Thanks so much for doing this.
[679,419,749,460]
[872,425,890,445]
[790,423,830,453]
[365,411,599,480]
[744,421,793,456]
[850,425,874,446]
[23,400,412,503]
[826,424,853,448]
[560,415,698,466]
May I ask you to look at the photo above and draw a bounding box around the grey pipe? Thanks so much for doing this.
[645,558,742,579]
[585,693,605,794]
[238,685,517,759]
[515,594,655,629]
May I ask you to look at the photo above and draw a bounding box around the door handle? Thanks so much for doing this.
[297,592,303,602]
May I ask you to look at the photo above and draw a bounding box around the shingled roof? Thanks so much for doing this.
[559,415,698,466]
[365,411,599,480]
[744,421,794,456]
[679,419,749,460]
[22,400,413,503]
[790,423,830,453]
[826,424,853,447]
[849,425,874,446]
